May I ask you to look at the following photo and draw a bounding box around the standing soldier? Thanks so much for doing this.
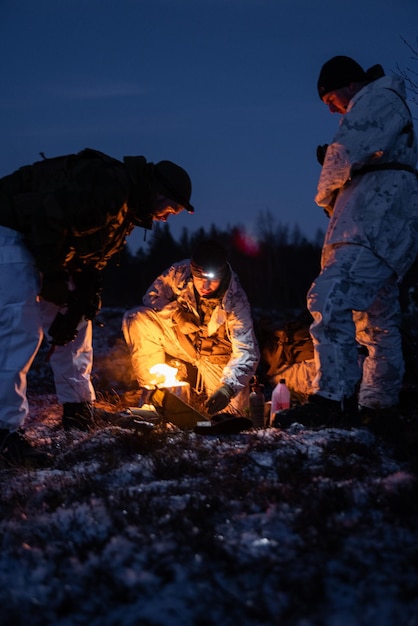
[0,148,194,464]
[275,55,418,432]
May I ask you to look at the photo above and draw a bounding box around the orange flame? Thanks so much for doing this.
[149,363,188,388]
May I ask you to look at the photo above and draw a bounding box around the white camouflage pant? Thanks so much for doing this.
[0,226,95,431]
[122,306,248,414]
[307,243,403,409]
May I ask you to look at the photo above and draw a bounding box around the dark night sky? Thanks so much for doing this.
[1,0,417,252]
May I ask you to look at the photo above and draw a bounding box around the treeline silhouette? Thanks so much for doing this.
[101,217,326,316]
[100,215,418,381]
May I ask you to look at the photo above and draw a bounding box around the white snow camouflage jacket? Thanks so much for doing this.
[316,74,418,279]
[142,260,260,394]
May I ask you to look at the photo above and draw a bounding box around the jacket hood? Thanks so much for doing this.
[353,74,407,106]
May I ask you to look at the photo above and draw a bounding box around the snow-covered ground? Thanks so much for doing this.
[1,309,418,625]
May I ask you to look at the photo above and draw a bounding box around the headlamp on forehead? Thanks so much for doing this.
[190,261,224,280]
[190,239,228,282]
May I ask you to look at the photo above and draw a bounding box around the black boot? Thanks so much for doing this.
[273,394,358,430]
[358,405,410,443]
[62,402,125,431]
[0,429,52,467]
[62,402,95,431]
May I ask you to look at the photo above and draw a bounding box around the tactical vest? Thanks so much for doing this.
[195,297,232,364]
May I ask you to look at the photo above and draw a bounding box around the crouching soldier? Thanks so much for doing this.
[122,240,260,418]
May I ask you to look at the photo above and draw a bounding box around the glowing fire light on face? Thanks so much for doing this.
[149,363,188,388]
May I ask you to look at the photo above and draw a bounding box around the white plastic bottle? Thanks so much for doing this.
[270,378,290,426]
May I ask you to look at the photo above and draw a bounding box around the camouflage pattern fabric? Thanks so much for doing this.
[317,75,418,280]
[310,73,418,408]
[308,241,404,407]
[123,259,260,402]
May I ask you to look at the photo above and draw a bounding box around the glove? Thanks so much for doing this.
[40,270,70,305]
[47,279,102,347]
[316,144,329,166]
[172,308,200,335]
[205,384,234,415]
[47,309,80,346]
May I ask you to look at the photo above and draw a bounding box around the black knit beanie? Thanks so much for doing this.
[317,56,367,99]
[190,240,228,281]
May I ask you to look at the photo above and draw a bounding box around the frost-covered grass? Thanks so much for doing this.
[2,418,418,626]
[1,309,418,625]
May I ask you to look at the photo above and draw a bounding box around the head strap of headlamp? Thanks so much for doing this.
[190,260,225,280]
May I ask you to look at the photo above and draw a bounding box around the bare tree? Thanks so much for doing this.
[397,37,418,107]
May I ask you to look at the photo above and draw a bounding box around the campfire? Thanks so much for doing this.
[137,362,209,429]
[124,363,206,429]
[148,363,190,403]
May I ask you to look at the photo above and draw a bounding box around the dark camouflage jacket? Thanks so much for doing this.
[0,148,154,274]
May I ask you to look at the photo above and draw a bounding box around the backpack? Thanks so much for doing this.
[11,149,130,272]
[261,314,314,377]
[17,148,121,194]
